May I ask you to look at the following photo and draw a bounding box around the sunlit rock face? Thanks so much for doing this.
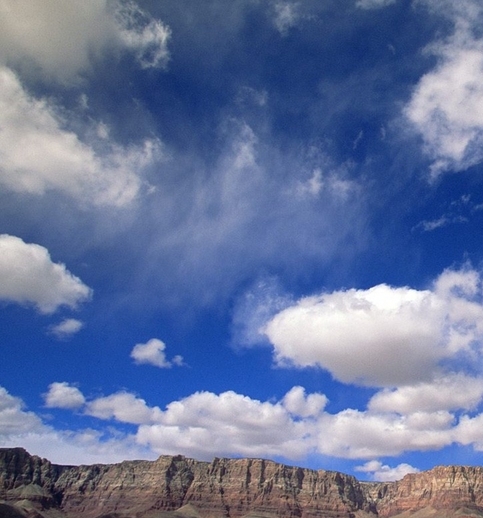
[2,448,483,518]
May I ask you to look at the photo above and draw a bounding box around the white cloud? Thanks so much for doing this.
[231,276,293,348]
[454,413,483,450]
[85,392,163,425]
[273,2,300,35]
[355,460,419,481]
[317,409,455,458]
[355,0,396,9]
[0,387,44,436]
[8,380,483,464]
[368,375,483,413]
[43,382,85,410]
[296,166,356,200]
[138,119,365,307]
[263,266,483,387]
[0,234,91,314]
[282,386,328,418]
[0,0,170,82]
[0,385,153,464]
[115,0,171,70]
[405,0,483,177]
[130,338,183,368]
[137,388,318,460]
[413,215,468,232]
[49,318,84,339]
[297,169,323,197]
[0,67,160,206]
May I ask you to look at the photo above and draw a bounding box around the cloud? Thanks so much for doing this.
[355,460,419,481]
[368,375,483,413]
[272,2,300,35]
[0,67,160,206]
[49,318,84,339]
[0,384,153,464]
[412,215,468,232]
[282,386,328,418]
[43,382,85,410]
[9,379,483,464]
[296,167,356,200]
[0,0,170,82]
[263,266,483,387]
[231,276,293,348]
[85,392,163,425]
[405,0,483,177]
[136,388,319,460]
[317,408,455,458]
[0,234,91,314]
[355,0,397,9]
[115,0,171,70]
[138,119,366,307]
[130,338,183,368]
[90,385,476,461]
[0,387,44,436]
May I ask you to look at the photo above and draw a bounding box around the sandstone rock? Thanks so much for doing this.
[2,448,483,518]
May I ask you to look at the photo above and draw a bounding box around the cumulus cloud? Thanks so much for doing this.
[0,0,170,82]
[10,379,483,464]
[137,388,319,460]
[49,318,84,339]
[88,384,482,461]
[316,408,455,458]
[368,375,483,413]
[0,387,44,436]
[282,386,328,418]
[43,382,85,410]
[355,460,419,481]
[405,0,483,177]
[85,392,163,425]
[263,266,483,387]
[0,234,91,314]
[0,386,153,465]
[0,67,160,206]
[130,338,183,368]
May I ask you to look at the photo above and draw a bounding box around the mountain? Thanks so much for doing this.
[1,448,483,518]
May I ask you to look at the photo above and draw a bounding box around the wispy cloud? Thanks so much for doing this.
[413,215,468,232]
[49,319,84,339]
[405,0,483,177]
[0,67,160,206]
[0,0,170,82]
[355,0,397,10]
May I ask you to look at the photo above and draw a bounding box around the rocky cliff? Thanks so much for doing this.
[1,448,483,518]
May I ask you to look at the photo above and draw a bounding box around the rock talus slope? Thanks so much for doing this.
[1,448,483,518]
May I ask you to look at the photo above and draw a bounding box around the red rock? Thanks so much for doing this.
[2,448,483,518]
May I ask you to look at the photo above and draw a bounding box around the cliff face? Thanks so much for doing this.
[374,465,483,517]
[1,448,483,518]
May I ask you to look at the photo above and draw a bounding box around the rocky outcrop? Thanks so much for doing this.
[373,465,483,517]
[1,448,483,518]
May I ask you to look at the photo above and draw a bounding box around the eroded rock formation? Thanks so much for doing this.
[1,448,483,518]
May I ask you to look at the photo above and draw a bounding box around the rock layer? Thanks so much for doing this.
[1,448,483,518]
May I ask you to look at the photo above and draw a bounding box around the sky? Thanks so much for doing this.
[3,0,483,484]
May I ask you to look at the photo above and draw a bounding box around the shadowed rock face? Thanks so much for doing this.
[1,448,483,518]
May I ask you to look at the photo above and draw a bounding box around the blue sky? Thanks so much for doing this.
[3,0,483,483]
